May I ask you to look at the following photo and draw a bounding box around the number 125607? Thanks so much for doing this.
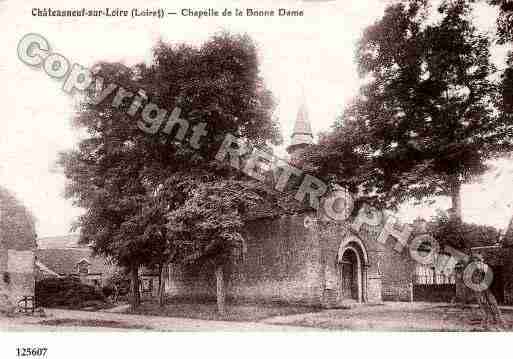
[16,348,47,357]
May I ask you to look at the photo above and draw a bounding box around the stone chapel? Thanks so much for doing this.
[166,98,417,307]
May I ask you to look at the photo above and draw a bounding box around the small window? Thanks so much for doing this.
[77,261,90,275]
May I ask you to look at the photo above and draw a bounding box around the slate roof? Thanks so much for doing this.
[287,100,314,153]
[291,106,313,142]
[36,247,114,276]
[36,235,114,276]
[35,260,61,277]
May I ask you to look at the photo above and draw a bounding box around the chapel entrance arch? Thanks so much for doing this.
[337,235,368,303]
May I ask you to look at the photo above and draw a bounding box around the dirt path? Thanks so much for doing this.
[262,302,512,331]
[1,308,313,331]
[2,302,511,331]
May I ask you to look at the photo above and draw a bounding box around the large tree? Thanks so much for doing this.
[0,186,36,314]
[335,0,513,218]
[59,32,281,311]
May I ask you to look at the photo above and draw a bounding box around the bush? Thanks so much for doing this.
[35,277,106,309]
[105,271,131,297]
[102,285,114,298]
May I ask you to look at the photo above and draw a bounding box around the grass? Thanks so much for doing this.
[129,298,321,322]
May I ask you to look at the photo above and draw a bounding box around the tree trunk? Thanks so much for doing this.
[215,264,226,316]
[476,288,505,330]
[451,177,505,329]
[449,177,462,220]
[130,265,141,310]
[158,262,167,307]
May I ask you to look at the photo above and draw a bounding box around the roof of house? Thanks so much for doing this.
[35,260,61,278]
[36,235,115,276]
[36,247,115,276]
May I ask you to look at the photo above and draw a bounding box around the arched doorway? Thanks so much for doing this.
[340,249,359,301]
[337,236,368,303]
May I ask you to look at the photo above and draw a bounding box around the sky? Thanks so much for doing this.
[0,0,512,237]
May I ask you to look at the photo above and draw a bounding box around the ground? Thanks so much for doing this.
[130,298,321,321]
[262,302,513,331]
[0,308,307,331]
[1,302,512,331]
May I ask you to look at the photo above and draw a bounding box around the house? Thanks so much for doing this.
[0,187,37,313]
[36,235,160,297]
[36,235,116,288]
[165,100,419,307]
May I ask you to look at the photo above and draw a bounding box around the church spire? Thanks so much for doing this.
[287,87,313,156]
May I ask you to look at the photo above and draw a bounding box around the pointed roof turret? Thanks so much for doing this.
[287,88,314,155]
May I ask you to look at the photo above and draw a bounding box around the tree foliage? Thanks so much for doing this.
[305,0,513,219]
[58,32,281,293]
[296,123,369,195]
[429,210,501,250]
[489,0,513,45]
[0,185,37,248]
[489,1,513,116]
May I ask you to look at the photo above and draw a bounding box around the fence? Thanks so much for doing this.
[413,273,455,285]
[412,273,456,302]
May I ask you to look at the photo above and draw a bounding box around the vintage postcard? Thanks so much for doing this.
[1,0,513,357]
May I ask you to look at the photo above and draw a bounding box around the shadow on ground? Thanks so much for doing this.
[37,318,152,330]
[129,298,322,322]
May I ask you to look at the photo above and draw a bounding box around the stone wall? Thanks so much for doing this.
[353,217,414,302]
[167,214,324,306]
[0,248,36,310]
[166,211,416,306]
[379,246,415,301]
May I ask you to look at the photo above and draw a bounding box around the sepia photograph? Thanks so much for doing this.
[1,0,513,357]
